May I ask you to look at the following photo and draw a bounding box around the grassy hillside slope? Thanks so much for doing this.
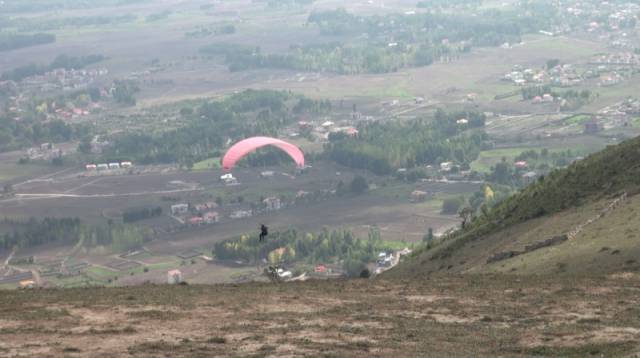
[2,275,640,357]
[388,136,640,277]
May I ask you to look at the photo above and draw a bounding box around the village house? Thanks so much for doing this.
[296,190,310,200]
[584,120,600,134]
[188,217,204,226]
[339,127,359,137]
[321,121,335,128]
[410,190,428,202]
[19,280,36,289]
[230,210,252,219]
[440,162,453,172]
[263,197,282,211]
[171,204,189,216]
[522,171,538,185]
[220,173,238,185]
[514,161,528,169]
[203,211,219,224]
[193,202,217,212]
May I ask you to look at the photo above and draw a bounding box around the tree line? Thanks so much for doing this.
[0,217,152,252]
[0,116,90,153]
[213,227,388,277]
[0,0,148,13]
[325,110,487,175]
[1,54,106,82]
[101,90,329,166]
[3,14,135,32]
[198,4,556,75]
[0,33,55,52]
[123,207,162,223]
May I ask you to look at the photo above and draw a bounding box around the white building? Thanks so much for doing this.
[440,162,453,172]
[203,211,219,224]
[230,210,252,219]
[263,197,282,211]
[171,204,189,216]
[220,173,238,185]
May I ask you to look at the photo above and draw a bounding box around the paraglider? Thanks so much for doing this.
[221,136,304,171]
[259,224,268,242]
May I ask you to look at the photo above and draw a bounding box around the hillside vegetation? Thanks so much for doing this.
[389,136,640,277]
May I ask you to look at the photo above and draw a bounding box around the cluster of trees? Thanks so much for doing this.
[559,89,594,110]
[521,85,554,100]
[334,175,370,196]
[112,80,139,106]
[0,217,151,252]
[4,15,135,32]
[185,24,236,38]
[300,6,556,73]
[201,40,460,74]
[326,110,486,175]
[202,4,549,75]
[103,90,321,165]
[0,116,90,152]
[122,207,163,223]
[0,217,82,250]
[417,0,483,8]
[0,0,147,13]
[485,149,579,187]
[213,227,388,277]
[0,33,55,52]
[292,97,332,115]
[521,85,592,102]
[146,11,171,22]
[256,0,315,8]
[1,54,106,82]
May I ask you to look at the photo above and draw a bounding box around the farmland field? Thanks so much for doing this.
[1,0,640,289]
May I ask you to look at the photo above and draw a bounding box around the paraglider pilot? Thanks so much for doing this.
[259,224,268,242]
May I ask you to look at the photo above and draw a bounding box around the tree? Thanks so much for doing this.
[78,136,92,154]
[350,175,368,194]
[459,207,473,228]
[344,258,367,278]
[546,59,559,69]
[423,227,434,244]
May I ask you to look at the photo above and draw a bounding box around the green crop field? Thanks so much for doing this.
[193,157,221,171]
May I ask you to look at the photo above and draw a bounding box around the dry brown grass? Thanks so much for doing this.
[1,275,639,357]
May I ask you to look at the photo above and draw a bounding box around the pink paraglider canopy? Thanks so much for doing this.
[222,136,305,170]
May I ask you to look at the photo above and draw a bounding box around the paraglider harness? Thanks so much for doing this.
[259,224,268,242]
